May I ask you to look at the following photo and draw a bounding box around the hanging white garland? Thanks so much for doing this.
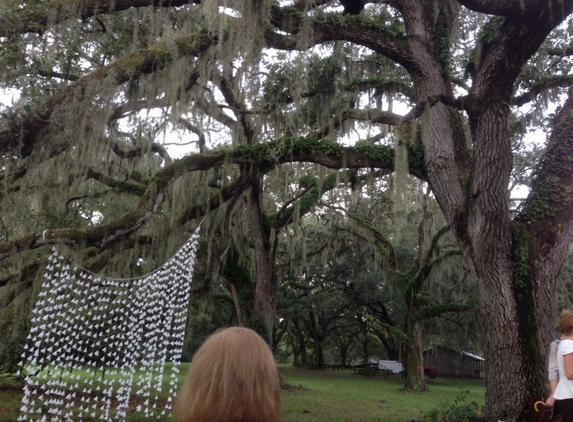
[17,227,200,422]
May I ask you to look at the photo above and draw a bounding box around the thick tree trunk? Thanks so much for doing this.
[221,244,256,326]
[473,265,526,420]
[403,301,427,392]
[413,86,529,419]
[405,21,535,416]
[454,92,573,420]
[392,3,572,414]
[245,177,277,344]
[465,99,528,420]
[469,230,564,421]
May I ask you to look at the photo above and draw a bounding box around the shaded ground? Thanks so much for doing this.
[0,378,25,422]
[0,377,171,422]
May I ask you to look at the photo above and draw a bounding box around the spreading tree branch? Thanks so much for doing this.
[177,172,252,225]
[513,75,573,106]
[413,298,477,321]
[546,47,573,57]
[468,2,573,111]
[266,14,413,69]
[454,0,527,18]
[1,0,199,38]
[0,29,218,158]
[86,168,147,196]
[308,108,402,140]
[35,70,80,81]
[0,135,427,262]
[178,118,206,153]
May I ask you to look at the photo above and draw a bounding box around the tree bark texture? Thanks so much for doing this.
[245,176,277,344]
[403,302,427,392]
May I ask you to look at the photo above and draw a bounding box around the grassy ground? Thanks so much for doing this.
[280,366,485,422]
[1,365,485,421]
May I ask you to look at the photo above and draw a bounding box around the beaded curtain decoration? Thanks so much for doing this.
[17,227,200,421]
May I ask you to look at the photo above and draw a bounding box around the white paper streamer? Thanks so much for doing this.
[18,228,200,421]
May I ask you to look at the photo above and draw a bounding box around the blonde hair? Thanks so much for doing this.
[559,310,573,335]
[174,327,282,422]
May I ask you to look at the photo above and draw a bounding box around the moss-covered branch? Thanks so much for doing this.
[86,167,147,196]
[546,47,573,57]
[0,132,432,261]
[346,78,414,101]
[308,108,402,140]
[177,172,252,225]
[0,0,198,38]
[0,151,208,261]
[0,259,43,288]
[0,29,218,157]
[270,172,339,232]
[0,136,429,263]
[423,225,452,265]
[513,75,573,106]
[517,92,573,225]
[279,78,414,105]
[413,298,478,321]
[265,13,413,69]
[403,245,461,299]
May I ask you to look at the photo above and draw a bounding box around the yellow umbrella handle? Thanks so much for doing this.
[534,401,545,412]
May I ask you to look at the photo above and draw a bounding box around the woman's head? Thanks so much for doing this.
[174,326,281,422]
[559,310,573,335]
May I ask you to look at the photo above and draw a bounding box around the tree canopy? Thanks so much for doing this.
[1,0,573,420]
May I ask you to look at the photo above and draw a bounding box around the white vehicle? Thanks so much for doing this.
[378,360,403,373]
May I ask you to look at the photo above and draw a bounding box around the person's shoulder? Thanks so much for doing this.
[560,339,573,352]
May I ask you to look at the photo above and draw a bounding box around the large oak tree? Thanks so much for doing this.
[1,0,573,420]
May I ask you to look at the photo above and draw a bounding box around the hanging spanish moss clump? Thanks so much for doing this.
[17,226,201,422]
[393,121,411,238]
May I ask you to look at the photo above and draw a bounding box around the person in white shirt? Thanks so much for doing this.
[547,338,562,406]
[553,310,573,421]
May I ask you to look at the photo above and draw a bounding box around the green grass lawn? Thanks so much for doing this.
[280,366,485,422]
[1,366,485,421]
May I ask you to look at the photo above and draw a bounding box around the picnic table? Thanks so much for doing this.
[353,362,379,376]
[324,364,353,371]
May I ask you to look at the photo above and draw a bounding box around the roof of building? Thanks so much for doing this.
[462,351,485,361]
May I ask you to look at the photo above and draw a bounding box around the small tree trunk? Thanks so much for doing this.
[291,342,300,367]
[300,337,308,368]
[314,339,324,369]
[340,343,349,366]
[361,341,369,363]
